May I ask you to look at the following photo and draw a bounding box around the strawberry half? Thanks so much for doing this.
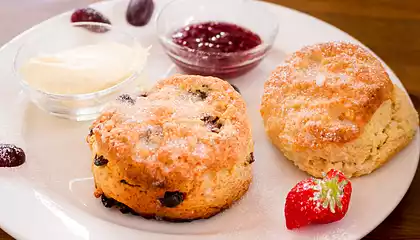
[284,169,352,230]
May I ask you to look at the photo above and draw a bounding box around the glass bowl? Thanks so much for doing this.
[14,22,148,121]
[156,0,279,79]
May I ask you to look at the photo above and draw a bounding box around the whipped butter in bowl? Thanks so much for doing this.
[14,22,149,121]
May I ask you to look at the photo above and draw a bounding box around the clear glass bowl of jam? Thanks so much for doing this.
[156,0,279,79]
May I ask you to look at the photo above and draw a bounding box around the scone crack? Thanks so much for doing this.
[358,121,391,172]
[120,179,143,188]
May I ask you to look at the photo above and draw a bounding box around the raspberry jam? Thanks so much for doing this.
[170,21,264,78]
[172,22,261,53]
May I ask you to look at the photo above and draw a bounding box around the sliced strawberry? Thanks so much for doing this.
[284,169,352,230]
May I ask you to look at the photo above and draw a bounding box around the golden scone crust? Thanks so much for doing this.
[87,74,254,220]
[260,42,418,178]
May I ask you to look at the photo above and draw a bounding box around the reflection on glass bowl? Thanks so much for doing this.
[14,22,149,121]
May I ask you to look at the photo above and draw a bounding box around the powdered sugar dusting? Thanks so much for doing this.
[261,41,394,149]
[100,85,215,167]
[315,73,326,86]
[89,77,248,181]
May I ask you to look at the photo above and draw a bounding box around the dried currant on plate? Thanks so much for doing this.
[0,144,26,167]
[126,0,155,27]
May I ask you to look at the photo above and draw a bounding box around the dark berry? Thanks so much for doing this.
[200,115,222,133]
[117,94,135,105]
[201,115,217,123]
[189,89,208,100]
[196,90,208,100]
[159,191,184,208]
[130,210,140,216]
[119,204,131,214]
[126,0,155,27]
[101,195,116,208]
[94,155,108,166]
[245,152,255,165]
[113,201,133,214]
[100,194,139,215]
[88,129,94,137]
[189,85,209,100]
[230,84,240,94]
[0,144,26,168]
[70,8,111,33]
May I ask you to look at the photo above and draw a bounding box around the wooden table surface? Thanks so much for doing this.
[1,0,419,239]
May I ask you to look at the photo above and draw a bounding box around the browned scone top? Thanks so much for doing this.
[261,41,418,178]
[88,74,253,192]
[261,42,394,150]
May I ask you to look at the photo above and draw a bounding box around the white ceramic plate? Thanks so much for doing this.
[0,0,418,239]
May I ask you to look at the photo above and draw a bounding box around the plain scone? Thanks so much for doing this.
[260,42,419,178]
[87,74,254,221]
